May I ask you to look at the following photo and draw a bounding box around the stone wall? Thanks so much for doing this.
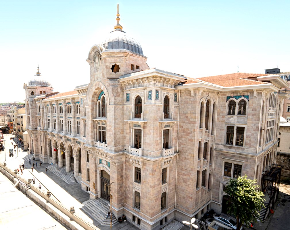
[277,153,290,181]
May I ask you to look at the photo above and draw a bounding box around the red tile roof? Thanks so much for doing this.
[197,73,268,87]
[46,91,78,99]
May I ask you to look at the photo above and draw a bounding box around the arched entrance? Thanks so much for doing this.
[100,170,110,201]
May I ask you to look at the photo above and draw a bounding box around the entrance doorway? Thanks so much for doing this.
[100,170,110,201]
[222,195,230,214]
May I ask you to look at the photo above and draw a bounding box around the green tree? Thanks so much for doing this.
[224,175,265,230]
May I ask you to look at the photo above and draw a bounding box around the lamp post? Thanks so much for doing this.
[106,182,114,230]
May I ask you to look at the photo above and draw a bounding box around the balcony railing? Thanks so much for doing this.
[162,147,174,157]
[129,146,142,156]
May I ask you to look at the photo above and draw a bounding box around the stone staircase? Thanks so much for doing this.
[82,198,118,226]
[259,202,269,222]
[162,220,184,230]
[47,165,76,184]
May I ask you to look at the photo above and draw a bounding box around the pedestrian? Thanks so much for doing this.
[33,163,35,167]
[40,162,42,167]
[29,159,31,164]
[36,162,37,167]
[45,167,48,173]
[31,167,33,172]
[22,164,25,169]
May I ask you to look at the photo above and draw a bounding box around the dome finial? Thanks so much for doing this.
[35,65,41,76]
[114,4,123,31]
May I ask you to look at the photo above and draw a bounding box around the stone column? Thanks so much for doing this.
[89,153,97,199]
[58,143,63,168]
[73,148,78,176]
[52,142,57,165]
[66,147,71,172]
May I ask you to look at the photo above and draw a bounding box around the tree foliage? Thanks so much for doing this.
[224,175,265,230]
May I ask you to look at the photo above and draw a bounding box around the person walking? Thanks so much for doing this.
[45,167,48,173]
[40,162,42,167]
[36,162,37,167]
[33,163,35,167]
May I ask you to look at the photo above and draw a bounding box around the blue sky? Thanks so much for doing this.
[1,0,289,102]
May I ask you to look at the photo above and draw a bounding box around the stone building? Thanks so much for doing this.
[23,7,288,230]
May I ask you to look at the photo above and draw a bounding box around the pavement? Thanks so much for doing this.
[0,134,137,230]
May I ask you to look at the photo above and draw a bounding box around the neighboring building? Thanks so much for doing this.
[23,7,288,230]
[277,117,290,181]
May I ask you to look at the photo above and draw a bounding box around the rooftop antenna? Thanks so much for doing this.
[114,4,123,31]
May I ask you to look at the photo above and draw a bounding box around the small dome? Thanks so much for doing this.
[101,30,144,56]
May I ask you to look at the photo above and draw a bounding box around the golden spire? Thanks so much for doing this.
[114,4,123,31]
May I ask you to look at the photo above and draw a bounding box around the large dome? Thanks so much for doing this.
[101,30,144,56]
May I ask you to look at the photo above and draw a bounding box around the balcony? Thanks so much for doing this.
[128,146,142,156]
[162,147,174,157]
[95,141,108,149]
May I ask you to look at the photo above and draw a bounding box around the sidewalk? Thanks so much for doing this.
[1,134,136,230]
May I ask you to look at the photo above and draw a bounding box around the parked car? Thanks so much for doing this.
[213,216,242,230]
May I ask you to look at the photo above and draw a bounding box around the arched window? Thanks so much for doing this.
[200,101,204,128]
[135,96,142,118]
[205,100,210,130]
[164,95,170,119]
[228,100,236,115]
[101,96,106,117]
[238,99,247,115]
[97,91,106,118]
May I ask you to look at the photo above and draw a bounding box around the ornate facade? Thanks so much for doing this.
[23,7,288,230]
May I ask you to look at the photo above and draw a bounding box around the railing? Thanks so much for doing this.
[162,147,174,157]
[129,146,142,156]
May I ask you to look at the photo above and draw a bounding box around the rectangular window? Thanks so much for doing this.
[87,168,90,181]
[126,93,130,102]
[156,90,159,100]
[83,121,86,137]
[198,141,202,159]
[134,129,142,149]
[60,120,63,131]
[162,168,167,184]
[87,152,89,162]
[196,171,200,189]
[77,121,80,134]
[99,158,102,164]
[208,173,211,190]
[278,138,280,147]
[47,119,50,129]
[163,129,170,149]
[136,65,140,70]
[233,164,242,178]
[131,64,134,70]
[53,119,56,130]
[98,125,106,143]
[287,106,290,112]
[174,93,178,102]
[134,191,140,210]
[161,192,166,210]
[226,126,234,145]
[202,170,206,187]
[135,167,141,183]
[224,162,232,177]
[148,90,152,100]
[203,142,208,160]
[236,127,245,146]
